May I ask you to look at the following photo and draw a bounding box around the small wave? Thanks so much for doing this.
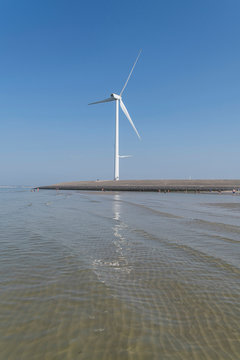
[94,328,105,333]
[191,218,240,235]
[132,227,240,274]
[204,202,240,210]
[117,198,183,219]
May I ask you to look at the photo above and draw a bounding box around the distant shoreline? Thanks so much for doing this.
[37,179,240,192]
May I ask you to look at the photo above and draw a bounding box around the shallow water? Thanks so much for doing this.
[0,188,239,359]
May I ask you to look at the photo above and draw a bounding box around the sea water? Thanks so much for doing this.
[0,188,239,359]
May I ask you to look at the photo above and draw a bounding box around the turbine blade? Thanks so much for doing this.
[120,100,141,139]
[88,97,114,105]
[120,50,142,96]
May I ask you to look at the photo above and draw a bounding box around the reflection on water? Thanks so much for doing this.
[0,189,239,359]
[113,193,121,221]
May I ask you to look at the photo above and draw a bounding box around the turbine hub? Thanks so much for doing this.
[111,93,121,100]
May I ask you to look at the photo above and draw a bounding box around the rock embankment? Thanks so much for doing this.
[38,179,240,192]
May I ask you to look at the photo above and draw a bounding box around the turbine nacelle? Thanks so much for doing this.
[111,93,121,100]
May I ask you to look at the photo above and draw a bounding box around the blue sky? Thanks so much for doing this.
[0,0,240,185]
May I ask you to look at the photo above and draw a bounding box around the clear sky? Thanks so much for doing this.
[0,0,240,185]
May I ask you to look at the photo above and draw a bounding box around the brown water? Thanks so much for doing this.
[0,188,239,359]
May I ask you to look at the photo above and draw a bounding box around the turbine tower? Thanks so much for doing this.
[89,51,141,181]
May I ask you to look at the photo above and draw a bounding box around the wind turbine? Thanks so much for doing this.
[89,51,142,181]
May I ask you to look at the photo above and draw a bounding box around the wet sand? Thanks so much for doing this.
[39,179,240,192]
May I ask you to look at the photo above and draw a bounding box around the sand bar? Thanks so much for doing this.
[38,179,240,192]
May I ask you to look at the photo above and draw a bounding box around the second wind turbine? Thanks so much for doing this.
[89,51,141,181]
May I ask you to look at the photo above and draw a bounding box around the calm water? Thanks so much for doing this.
[0,188,239,359]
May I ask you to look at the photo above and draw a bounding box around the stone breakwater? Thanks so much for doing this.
[38,179,240,192]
